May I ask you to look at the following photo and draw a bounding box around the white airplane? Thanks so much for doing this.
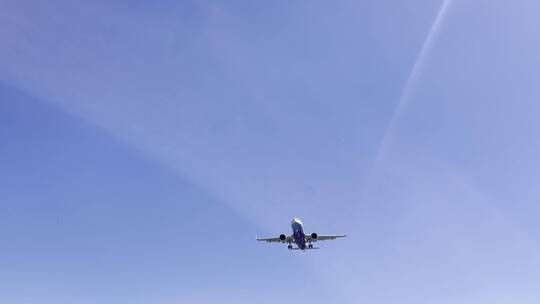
[257,218,346,250]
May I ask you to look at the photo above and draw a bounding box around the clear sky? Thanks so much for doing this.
[1,0,540,303]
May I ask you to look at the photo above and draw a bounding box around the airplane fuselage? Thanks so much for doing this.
[291,218,307,250]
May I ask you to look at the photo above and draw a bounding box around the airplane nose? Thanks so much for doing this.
[291,218,302,225]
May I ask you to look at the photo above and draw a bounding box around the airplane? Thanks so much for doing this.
[256,218,346,250]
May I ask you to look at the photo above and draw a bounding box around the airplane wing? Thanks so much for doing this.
[305,234,347,241]
[256,235,293,243]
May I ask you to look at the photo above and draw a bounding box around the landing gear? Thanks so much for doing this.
[308,244,313,249]
[287,241,293,250]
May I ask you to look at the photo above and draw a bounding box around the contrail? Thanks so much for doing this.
[364,0,453,181]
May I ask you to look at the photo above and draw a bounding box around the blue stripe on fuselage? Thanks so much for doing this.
[291,222,306,250]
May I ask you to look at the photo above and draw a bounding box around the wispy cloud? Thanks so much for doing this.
[363,0,454,185]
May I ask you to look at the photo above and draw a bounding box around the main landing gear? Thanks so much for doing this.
[287,241,293,250]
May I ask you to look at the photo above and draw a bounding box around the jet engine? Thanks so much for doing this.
[279,234,287,241]
[311,233,318,239]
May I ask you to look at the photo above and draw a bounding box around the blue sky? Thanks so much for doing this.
[2,0,540,303]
